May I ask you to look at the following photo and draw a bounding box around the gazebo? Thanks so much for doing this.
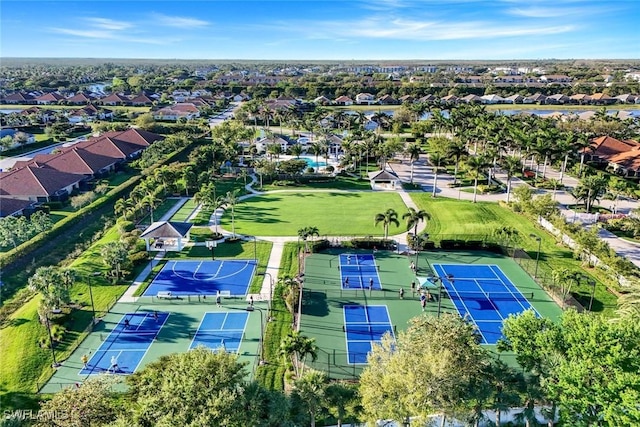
[368,169,401,190]
[140,221,193,252]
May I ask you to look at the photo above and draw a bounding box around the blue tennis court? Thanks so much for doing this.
[433,264,538,344]
[190,312,249,353]
[343,305,394,364]
[142,259,256,297]
[339,254,381,290]
[80,311,168,375]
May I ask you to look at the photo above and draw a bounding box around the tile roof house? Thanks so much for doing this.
[13,147,119,178]
[66,92,94,105]
[35,92,66,105]
[0,165,85,202]
[68,104,113,123]
[129,93,154,106]
[99,93,130,106]
[355,93,376,105]
[378,94,399,105]
[589,93,617,105]
[460,94,482,104]
[152,103,200,121]
[333,95,353,106]
[587,136,640,176]
[0,197,37,217]
[2,92,34,104]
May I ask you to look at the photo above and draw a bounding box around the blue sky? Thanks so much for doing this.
[1,0,639,60]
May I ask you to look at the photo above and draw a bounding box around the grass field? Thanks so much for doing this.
[137,198,184,227]
[260,176,373,192]
[169,198,198,222]
[410,194,618,314]
[221,191,408,236]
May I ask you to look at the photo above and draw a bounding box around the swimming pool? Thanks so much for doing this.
[302,157,327,168]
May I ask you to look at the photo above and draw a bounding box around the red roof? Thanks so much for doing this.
[590,136,640,160]
[0,165,84,197]
[15,148,118,175]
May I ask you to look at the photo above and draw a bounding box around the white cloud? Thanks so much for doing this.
[261,17,575,41]
[85,17,133,31]
[151,13,210,28]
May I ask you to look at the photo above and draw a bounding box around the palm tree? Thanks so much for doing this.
[500,155,522,203]
[280,331,318,378]
[374,208,400,240]
[617,280,640,320]
[405,143,421,184]
[293,370,326,427]
[425,152,442,197]
[310,142,325,168]
[574,174,608,213]
[222,190,241,237]
[445,138,468,185]
[465,155,490,203]
[298,226,320,253]
[402,208,430,236]
[290,143,303,158]
[575,132,593,177]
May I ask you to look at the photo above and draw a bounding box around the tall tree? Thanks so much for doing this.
[360,314,489,426]
[405,143,421,184]
[374,208,400,240]
[500,155,523,203]
[280,331,318,378]
[292,370,327,427]
[402,207,430,236]
[465,155,490,203]
[222,189,241,237]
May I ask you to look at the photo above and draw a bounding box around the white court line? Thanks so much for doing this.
[488,265,540,316]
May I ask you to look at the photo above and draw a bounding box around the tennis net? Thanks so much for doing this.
[343,324,397,333]
[445,291,533,301]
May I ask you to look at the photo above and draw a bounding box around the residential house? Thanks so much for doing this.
[586,135,640,177]
[0,165,85,202]
[13,147,120,179]
[66,92,95,105]
[398,95,415,104]
[460,94,482,104]
[152,103,200,121]
[99,93,130,106]
[129,93,154,106]
[539,75,572,83]
[355,93,376,105]
[34,92,65,105]
[440,94,459,104]
[67,104,113,124]
[334,95,353,106]
[0,197,37,217]
[377,94,399,105]
[2,92,34,104]
[590,93,617,105]
[616,94,637,104]
[529,93,547,104]
[313,95,331,105]
[545,94,570,104]
[570,94,592,105]
[256,136,290,155]
[481,94,506,104]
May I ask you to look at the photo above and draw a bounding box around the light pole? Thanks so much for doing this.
[529,234,542,279]
[246,305,265,365]
[429,273,454,318]
[247,235,257,262]
[257,272,274,320]
[88,272,100,324]
[205,239,217,260]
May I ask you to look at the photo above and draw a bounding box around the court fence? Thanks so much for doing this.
[304,348,363,381]
[511,248,586,312]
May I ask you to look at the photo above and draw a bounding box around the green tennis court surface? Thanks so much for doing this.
[299,249,563,379]
[41,299,265,393]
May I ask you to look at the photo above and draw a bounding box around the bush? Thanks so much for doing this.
[128,251,149,265]
[117,219,135,233]
[351,238,395,250]
[310,239,330,252]
[45,201,65,210]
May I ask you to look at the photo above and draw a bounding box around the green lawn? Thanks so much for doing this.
[222,192,408,236]
[137,198,183,227]
[170,198,198,222]
[260,175,372,191]
[410,194,618,315]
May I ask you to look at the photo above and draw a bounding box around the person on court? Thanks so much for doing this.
[399,287,405,299]
[216,291,221,307]
[369,277,374,290]
[124,318,130,329]
[420,293,427,311]
[110,355,119,373]
[153,311,159,322]
[81,354,89,369]
[344,277,349,287]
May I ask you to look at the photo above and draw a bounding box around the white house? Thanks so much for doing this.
[355,93,376,105]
